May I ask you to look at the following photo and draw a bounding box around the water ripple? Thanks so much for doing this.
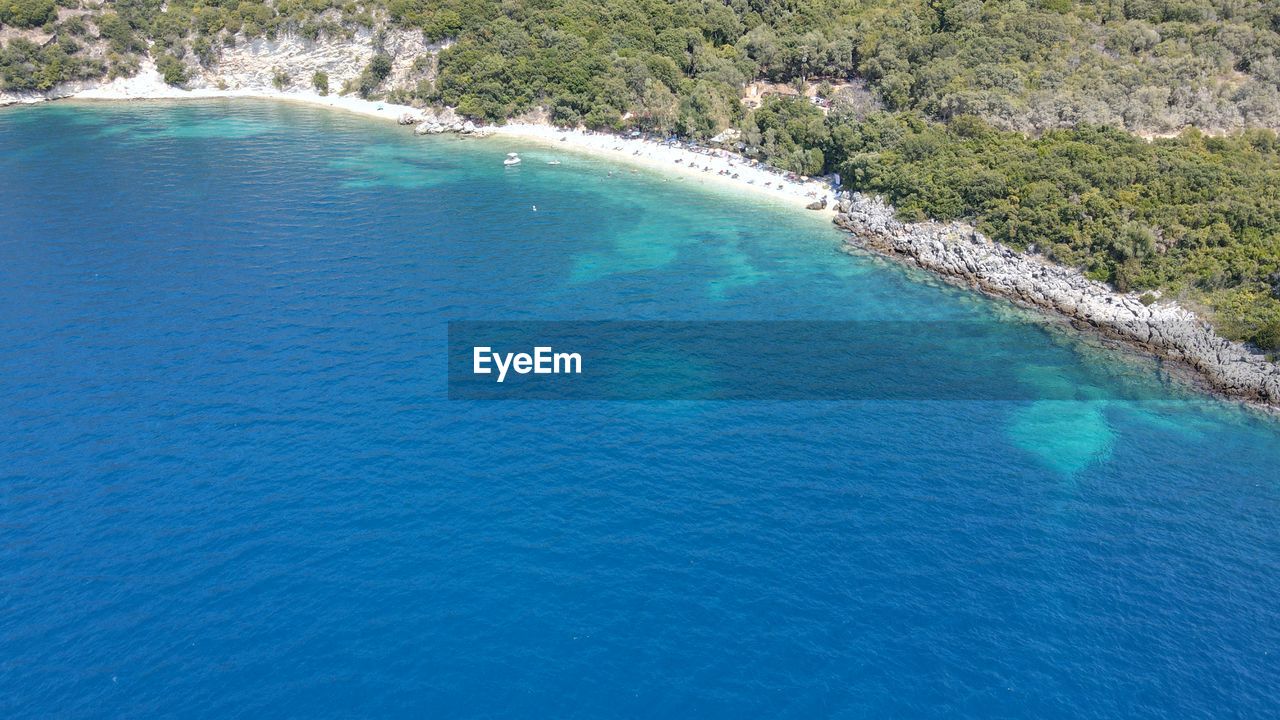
[0,101,1278,719]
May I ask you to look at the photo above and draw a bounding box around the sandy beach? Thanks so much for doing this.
[490,124,838,215]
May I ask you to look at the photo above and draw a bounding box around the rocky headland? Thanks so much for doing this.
[834,193,1280,407]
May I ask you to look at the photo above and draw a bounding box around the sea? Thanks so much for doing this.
[1,100,1277,718]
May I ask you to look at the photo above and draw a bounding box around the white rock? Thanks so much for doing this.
[833,193,1280,406]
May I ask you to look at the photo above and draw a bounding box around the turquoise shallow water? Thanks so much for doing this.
[1,100,1278,718]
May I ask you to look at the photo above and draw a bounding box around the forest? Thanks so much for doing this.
[6,1,1280,131]
[822,110,1280,350]
[3,0,1280,347]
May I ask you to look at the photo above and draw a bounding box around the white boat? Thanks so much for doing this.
[546,160,561,165]
[503,153,522,166]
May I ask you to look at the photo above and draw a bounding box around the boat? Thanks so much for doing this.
[546,160,561,165]
[503,153,522,166]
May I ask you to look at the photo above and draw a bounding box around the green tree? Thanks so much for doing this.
[0,0,55,29]
[155,53,187,86]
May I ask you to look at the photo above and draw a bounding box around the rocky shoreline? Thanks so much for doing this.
[397,108,490,136]
[833,193,1280,408]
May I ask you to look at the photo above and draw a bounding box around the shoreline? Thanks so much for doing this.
[834,195,1280,410]
[7,79,1278,408]
[3,63,836,215]
[488,124,837,216]
[0,59,425,123]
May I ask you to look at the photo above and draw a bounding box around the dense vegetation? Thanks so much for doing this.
[417,0,1280,133]
[5,0,1280,132]
[734,95,1280,350]
[2,0,1280,348]
[825,110,1280,348]
[0,0,56,28]
[0,36,104,91]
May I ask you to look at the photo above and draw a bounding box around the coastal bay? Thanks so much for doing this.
[10,71,1280,404]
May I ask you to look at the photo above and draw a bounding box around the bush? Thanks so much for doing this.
[95,13,144,55]
[61,16,87,36]
[272,68,289,90]
[0,39,42,91]
[1253,319,1280,353]
[353,53,393,98]
[155,53,187,86]
[0,36,105,91]
[312,70,328,96]
[0,0,55,29]
[370,53,392,81]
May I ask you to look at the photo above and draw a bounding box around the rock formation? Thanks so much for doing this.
[833,193,1280,406]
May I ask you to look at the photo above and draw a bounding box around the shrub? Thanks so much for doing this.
[189,36,212,66]
[155,53,187,86]
[0,35,104,91]
[61,16,87,36]
[272,68,289,90]
[370,53,392,81]
[0,0,55,29]
[1253,319,1280,353]
[0,39,42,91]
[107,52,139,81]
[95,13,144,55]
[353,53,393,98]
[312,70,328,96]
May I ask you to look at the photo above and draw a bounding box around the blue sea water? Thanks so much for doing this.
[1,101,1278,718]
